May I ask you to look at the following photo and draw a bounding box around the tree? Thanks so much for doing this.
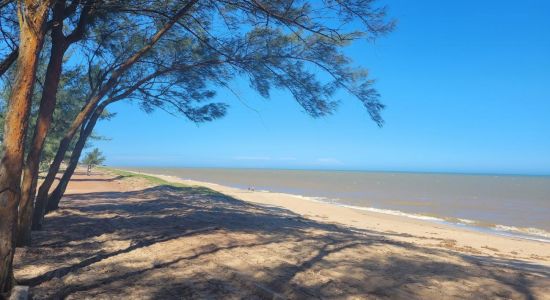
[1,59,113,229]
[0,1,105,290]
[82,148,105,175]
[34,0,201,226]
[1,0,394,295]
[16,0,97,247]
[42,0,394,215]
[0,0,54,293]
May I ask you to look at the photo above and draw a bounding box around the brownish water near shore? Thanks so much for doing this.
[121,167,550,241]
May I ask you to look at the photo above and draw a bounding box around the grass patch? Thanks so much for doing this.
[98,167,188,188]
[98,167,223,197]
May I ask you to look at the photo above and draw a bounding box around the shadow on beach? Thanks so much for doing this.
[13,175,550,299]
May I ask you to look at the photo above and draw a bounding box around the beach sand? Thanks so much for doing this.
[14,169,550,299]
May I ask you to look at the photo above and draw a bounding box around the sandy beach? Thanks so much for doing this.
[14,169,550,299]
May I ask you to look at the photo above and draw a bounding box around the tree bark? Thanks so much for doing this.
[34,0,198,227]
[47,104,104,212]
[32,132,69,229]
[17,1,66,246]
[0,0,51,294]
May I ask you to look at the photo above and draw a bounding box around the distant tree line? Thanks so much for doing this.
[0,0,394,295]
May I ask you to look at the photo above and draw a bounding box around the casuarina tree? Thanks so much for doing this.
[0,0,54,293]
[82,148,105,175]
[42,0,395,214]
[0,0,394,295]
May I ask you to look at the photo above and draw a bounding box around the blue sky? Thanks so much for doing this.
[94,0,550,174]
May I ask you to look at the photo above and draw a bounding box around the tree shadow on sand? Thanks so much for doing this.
[14,184,550,299]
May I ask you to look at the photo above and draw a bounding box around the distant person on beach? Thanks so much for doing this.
[82,148,106,176]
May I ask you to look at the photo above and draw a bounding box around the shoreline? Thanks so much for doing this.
[116,168,550,267]
[118,168,550,243]
[15,169,550,299]
[113,167,550,243]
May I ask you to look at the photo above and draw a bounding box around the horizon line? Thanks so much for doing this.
[108,165,550,177]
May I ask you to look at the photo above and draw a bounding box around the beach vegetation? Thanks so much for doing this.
[82,148,105,173]
[103,168,189,188]
[103,168,223,198]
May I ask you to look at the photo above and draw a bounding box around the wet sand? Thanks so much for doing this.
[14,169,550,299]
[122,167,550,236]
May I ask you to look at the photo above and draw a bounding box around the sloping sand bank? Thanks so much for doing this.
[14,170,550,299]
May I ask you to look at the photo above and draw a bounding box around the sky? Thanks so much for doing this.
[94,0,550,175]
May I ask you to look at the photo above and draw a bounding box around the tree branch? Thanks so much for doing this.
[0,46,17,76]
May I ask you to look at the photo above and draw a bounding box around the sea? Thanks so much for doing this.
[119,167,550,242]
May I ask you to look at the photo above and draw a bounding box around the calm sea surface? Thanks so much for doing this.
[120,167,550,241]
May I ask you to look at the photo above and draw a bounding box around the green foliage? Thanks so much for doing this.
[79,0,394,126]
[81,148,106,167]
[2,0,395,171]
[102,167,189,188]
[102,167,225,197]
[0,51,112,169]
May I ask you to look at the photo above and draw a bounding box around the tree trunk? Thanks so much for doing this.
[32,100,97,229]
[32,132,74,230]
[16,3,67,246]
[47,105,104,212]
[34,0,198,227]
[0,1,51,294]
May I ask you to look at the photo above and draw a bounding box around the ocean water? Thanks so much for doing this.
[120,167,550,242]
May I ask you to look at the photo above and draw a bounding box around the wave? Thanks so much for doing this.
[282,192,550,243]
[130,170,550,244]
[338,204,446,222]
[492,224,550,241]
